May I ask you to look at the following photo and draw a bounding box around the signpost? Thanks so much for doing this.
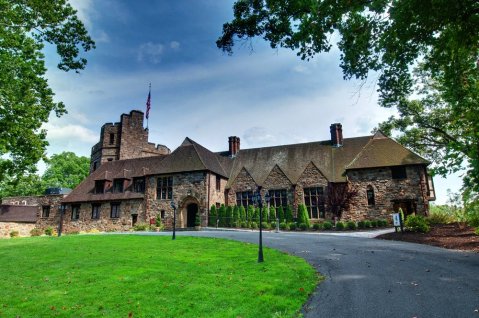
[392,213,404,233]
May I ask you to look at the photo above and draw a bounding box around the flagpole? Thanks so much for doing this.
[146,83,151,130]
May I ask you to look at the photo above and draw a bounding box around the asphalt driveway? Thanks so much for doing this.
[149,230,479,318]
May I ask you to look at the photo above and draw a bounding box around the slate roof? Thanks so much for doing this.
[0,205,38,223]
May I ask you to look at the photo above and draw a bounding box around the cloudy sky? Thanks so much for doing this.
[41,0,461,203]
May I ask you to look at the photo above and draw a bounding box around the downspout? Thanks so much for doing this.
[207,171,210,227]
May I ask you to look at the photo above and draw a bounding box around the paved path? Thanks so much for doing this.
[136,230,479,318]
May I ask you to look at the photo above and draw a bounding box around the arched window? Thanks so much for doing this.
[366,185,375,206]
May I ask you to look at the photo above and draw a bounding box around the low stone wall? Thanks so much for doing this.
[0,222,35,238]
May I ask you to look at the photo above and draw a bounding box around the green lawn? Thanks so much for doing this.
[0,235,319,318]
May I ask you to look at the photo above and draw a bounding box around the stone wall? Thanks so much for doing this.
[226,168,257,206]
[295,162,330,220]
[346,165,429,221]
[62,199,145,233]
[0,222,36,238]
[145,171,209,228]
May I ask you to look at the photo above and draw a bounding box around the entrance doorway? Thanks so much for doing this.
[186,203,198,227]
[393,200,416,217]
[132,214,138,226]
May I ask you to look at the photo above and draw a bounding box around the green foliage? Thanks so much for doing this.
[357,221,365,229]
[261,222,270,230]
[247,205,254,222]
[0,236,318,317]
[405,215,430,233]
[254,207,260,223]
[465,200,479,228]
[155,216,164,230]
[195,213,201,227]
[42,152,89,189]
[218,205,227,227]
[298,223,308,231]
[250,222,258,229]
[44,227,53,236]
[218,0,479,193]
[226,206,233,227]
[363,220,372,228]
[475,228,479,236]
[289,223,297,231]
[240,221,248,228]
[209,205,217,226]
[233,206,240,224]
[0,173,44,199]
[428,204,456,224]
[133,223,149,231]
[377,219,389,227]
[279,222,288,230]
[346,221,357,230]
[285,206,293,223]
[10,231,19,238]
[30,228,42,237]
[261,207,268,222]
[239,206,246,222]
[312,223,322,231]
[322,221,333,230]
[269,206,276,222]
[370,220,378,228]
[297,204,310,229]
[277,206,285,222]
[0,1,94,182]
[335,222,345,231]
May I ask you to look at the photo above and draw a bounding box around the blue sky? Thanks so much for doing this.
[41,0,461,203]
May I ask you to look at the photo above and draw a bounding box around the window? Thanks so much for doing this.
[91,204,100,219]
[304,187,325,219]
[157,176,173,200]
[71,205,80,220]
[110,203,120,218]
[391,166,407,179]
[107,158,113,162]
[216,175,221,191]
[236,191,253,208]
[133,177,145,193]
[93,161,98,171]
[160,210,165,219]
[215,202,221,209]
[95,180,105,194]
[42,206,50,218]
[269,189,288,209]
[113,179,124,193]
[366,186,375,206]
[109,133,115,145]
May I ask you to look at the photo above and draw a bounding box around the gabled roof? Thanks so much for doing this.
[226,136,371,187]
[346,131,429,170]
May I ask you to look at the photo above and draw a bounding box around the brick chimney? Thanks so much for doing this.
[330,123,343,147]
[228,136,240,157]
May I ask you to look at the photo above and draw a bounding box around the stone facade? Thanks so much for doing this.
[0,222,36,238]
[90,110,170,173]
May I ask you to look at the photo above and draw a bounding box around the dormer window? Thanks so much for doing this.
[95,180,105,194]
[113,179,124,193]
[133,177,145,193]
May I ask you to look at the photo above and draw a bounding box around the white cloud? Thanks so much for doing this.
[94,30,110,43]
[243,127,276,147]
[68,0,94,29]
[137,42,164,64]
[170,41,180,50]
[43,122,97,144]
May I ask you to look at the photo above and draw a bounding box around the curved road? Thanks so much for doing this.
[159,230,479,318]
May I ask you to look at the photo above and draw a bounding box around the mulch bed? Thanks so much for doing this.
[377,223,479,253]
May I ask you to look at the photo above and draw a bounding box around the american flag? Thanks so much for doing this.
[145,85,151,119]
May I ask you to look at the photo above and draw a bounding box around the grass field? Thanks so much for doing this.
[0,235,319,317]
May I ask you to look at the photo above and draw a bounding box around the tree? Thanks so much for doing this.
[0,173,44,199]
[269,206,276,222]
[297,204,310,228]
[233,205,240,226]
[218,205,227,227]
[247,205,254,222]
[218,1,479,192]
[226,206,234,227]
[285,206,293,223]
[277,206,285,222]
[42,152,89,189]
[1,1,95,182]
[239,205,246,222]
[326,182,358,220]
[209,205,217,226]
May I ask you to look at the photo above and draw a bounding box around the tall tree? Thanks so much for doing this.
[0,173,44,199]
[0,0,95,181]
[42,151,89,189]
[217,0,479,192]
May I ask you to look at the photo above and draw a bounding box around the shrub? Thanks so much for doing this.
[68,231,80,235]
[270,221,277,230]
[427,213,451,225]
[378,219,389,227]
[269,206,276,222]
[289,222,297,231]
[195,213,201,227]
[467,207,479,227]
[44,227,54,236]
[247,205,254,223]
[285,206,294,223]
[87,228,100,234]
[250,222,258,229]
[133,223,149,231]
[30,228,42,236]
[277,206,285,223]
[346,221,357,230]
[226,206,233,227]
[297,204,311,229]
[239,206,246,222]
[322,221,333,230]
[233,206,240,225]
[279,222,288,230]
[363,220,372,228]
[475,228,479,236]
[209,205,217,227]
[298,223,308,231]
[370,220,378,228]
[218,205,227,227]
[261,222,270,230]
[240,221,248,228]
[312,223,322,231]
[10,231,19,238]
[261,207,268,223]
[357,220,365,229]
[335,221,345,230]
[405,215,430,233]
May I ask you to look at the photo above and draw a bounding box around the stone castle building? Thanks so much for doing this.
[18,110,435,233]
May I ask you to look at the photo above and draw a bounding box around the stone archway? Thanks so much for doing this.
[179,196,201,228]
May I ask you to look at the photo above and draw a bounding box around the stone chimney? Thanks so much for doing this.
[330,123,343,147]
[228,136,240,157]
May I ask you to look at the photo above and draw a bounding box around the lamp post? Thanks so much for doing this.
[170,200,177,240]
[57,204,66,237]
[253,187,270,263]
